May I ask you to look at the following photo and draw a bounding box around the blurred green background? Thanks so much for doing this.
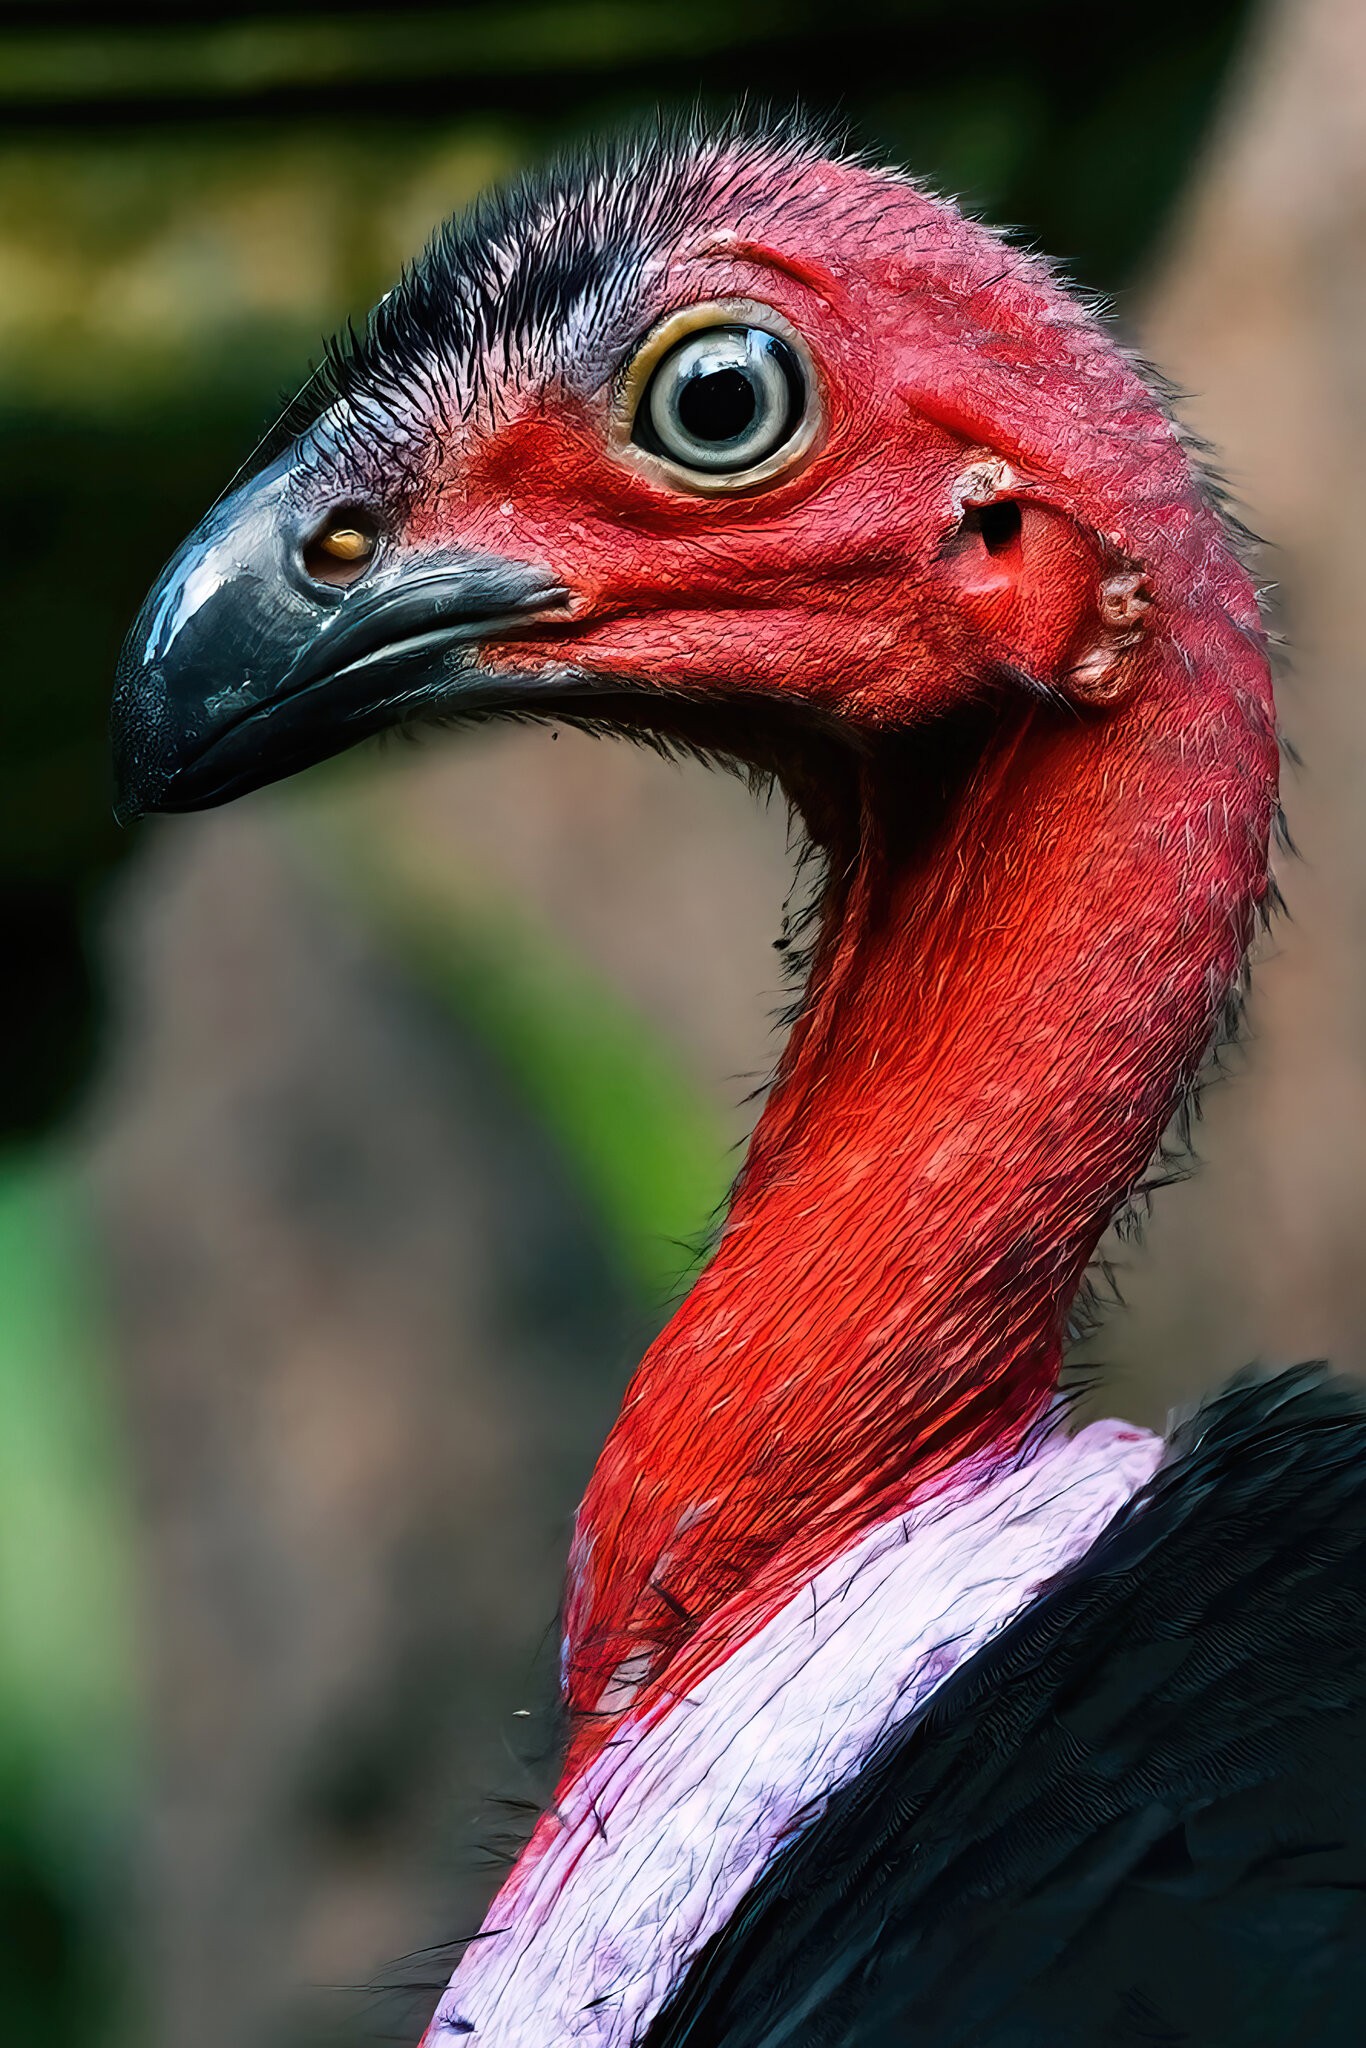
[0,2,1261,2043]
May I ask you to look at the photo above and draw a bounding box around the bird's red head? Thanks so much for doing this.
[113,115,1277,1778]
[406,213,1142,765]
[113,115,1229,827]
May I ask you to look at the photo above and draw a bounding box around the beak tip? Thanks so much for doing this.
[110,635,188,819]
[110,731,178,824]
[108,713,160,824]
[112,462,572,816]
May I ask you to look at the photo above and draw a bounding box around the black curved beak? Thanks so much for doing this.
[111,454,573,819]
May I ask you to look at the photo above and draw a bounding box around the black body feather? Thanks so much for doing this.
[644,1366,1366,2048]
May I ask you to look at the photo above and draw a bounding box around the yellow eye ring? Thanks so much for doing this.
[610,299,823,497]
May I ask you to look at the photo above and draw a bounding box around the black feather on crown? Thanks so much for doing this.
[235,105,842,493]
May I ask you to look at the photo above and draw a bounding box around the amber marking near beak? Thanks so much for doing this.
[316,526,374,563]
[303,516,379,588]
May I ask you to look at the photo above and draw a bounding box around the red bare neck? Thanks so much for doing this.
[562,564,1276,1772]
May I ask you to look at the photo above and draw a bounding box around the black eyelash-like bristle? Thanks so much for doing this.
[234,106,843,485]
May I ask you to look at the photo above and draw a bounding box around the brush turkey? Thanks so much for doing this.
[111,116,1366,2047]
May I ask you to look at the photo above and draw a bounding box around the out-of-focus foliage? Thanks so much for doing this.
[0,1155,136,2040]
[307,797,732,1297]
[0,3,1252,2040]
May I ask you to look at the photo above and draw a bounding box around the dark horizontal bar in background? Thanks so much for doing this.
[0,1,858,133]
[0,1,1238,135]
[0,0,818,109]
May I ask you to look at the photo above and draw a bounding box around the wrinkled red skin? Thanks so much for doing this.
[398,156,1277,1791]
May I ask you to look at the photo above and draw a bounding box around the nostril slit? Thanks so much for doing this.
[302,508,380,589]
[974,499,1022,556]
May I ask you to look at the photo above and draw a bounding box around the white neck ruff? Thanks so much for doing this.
[426,1414,1162,2046]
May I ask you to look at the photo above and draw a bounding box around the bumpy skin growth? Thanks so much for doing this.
[104,116,1352,2048]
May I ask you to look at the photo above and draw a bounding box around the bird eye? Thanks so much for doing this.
[302,509,379,588]
[633,325,807,478]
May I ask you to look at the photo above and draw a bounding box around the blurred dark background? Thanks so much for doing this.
[5,1,1364,2042]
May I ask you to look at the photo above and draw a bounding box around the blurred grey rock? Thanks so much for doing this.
[1101,0,1366,1413]
[83,804,635,2048]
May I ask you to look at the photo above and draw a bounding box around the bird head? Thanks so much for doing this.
[112,115,1204,836]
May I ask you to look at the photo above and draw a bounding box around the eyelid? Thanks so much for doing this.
[608,297,824,498]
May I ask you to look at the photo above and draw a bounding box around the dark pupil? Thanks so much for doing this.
[677,366,757,444]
